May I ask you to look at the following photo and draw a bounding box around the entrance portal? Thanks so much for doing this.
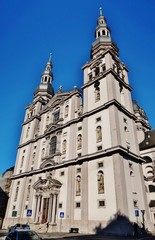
[41,198,49,224]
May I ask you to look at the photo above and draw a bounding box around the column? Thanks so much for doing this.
[39,196,44,223]
[47,194,53,223]
[34,195,38,222]
[54,194,58,223]
[35,195,41,222]
[51,194,56,223]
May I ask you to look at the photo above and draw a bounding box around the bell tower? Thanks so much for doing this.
[82,7,152,228]
[20,54,54,145]
[82,7,138,154]
[34,52,54,100]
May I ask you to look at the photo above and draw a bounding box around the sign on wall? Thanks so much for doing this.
[26,209,32,217]
[60,212,64,218]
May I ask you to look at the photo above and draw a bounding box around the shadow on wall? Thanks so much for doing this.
[94,211,152,237]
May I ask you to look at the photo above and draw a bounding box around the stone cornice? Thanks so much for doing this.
[11,145,144,180]
[81,68,132,91]
[22,115,41,126]
[18,99,136,149]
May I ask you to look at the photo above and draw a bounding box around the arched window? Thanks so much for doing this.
[46,115,50,127]
[98,171,104,194]
[26,185,31,201]
[121,90,125,106]
[102,30,106,35]
[130,171,136,193]
[20,156,24,168]
[95,87,100,101]
[149,185,155,192]
[62,140,67,154]
[53,109,60,123]
[50,136,57,155]
[26,124,30,138]
[32,152,36,159]
[42,148,45,158]
[95,66,100,76]
[96,126,102,142]
[36,121,40,136]
[65,105,69,118]
[76,175,81,196]
[14,186,19,202]
[124,126,129,142]
[77,134,82,150]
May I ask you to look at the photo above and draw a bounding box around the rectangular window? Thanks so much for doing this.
[98,162,103,168]
[97,146,102,151]
[96,117,101,122]
[76,202,81,208]
[98,200,105,207]
[12,205,16,210]
[78,153,81,157]
[59,203,62,208]
[25,205,28,209]
[12,211,17,217]
[60,171,64,176]
[77,168,81,173]
[78,126,82,131]
[133,200,138,208]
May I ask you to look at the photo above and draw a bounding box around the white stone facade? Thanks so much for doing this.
[3,9,154,233]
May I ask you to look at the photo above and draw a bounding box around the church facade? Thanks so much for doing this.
[3,8,155,233]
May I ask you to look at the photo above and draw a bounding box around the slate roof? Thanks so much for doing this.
[139,129,155,150]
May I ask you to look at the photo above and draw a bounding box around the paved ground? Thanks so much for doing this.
[0,229,155,240]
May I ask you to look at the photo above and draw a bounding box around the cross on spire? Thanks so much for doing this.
[49,51,52,62]
[99,5,103,16]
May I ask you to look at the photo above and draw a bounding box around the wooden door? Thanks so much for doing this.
[41,198,49,223]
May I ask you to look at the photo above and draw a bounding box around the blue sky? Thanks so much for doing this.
[0,0,155,174]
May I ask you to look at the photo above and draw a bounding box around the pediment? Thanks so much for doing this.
[33,176,62,192]
[40,159,56,169]
[90,60,102,69]
[44,123,57,134]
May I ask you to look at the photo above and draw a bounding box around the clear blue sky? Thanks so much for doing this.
[0,0,155,174]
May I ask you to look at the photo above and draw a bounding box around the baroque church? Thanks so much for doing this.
[3,7,155,233]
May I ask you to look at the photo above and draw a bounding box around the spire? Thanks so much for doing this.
[96,6,111,39]
[90,6,118,59]
[34,53,54,98]
[42,52,53,81]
